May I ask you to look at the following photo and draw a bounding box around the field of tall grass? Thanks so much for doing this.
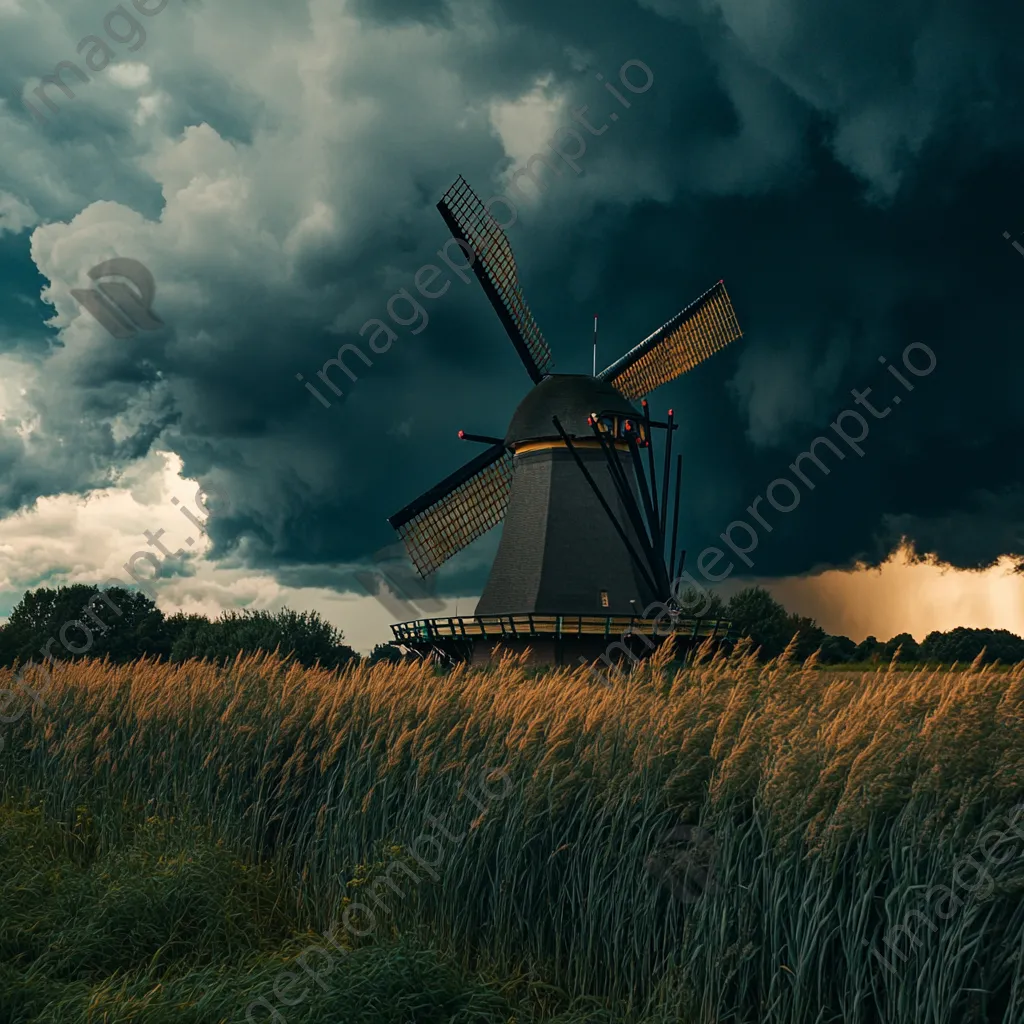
[1,641,1023,1023]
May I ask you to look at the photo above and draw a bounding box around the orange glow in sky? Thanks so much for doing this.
[744,544,1024,643]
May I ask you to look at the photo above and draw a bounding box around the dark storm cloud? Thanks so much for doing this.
[347,0,453,28]
[1,0,1022,597]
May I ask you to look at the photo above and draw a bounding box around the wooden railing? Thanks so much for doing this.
[391,613,731,643]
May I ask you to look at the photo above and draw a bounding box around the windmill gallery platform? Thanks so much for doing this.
[391,613,731,667]
[386,176,743,667]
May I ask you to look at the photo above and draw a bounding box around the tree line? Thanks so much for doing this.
[709,586,1024,665]
[0,585,363,670]
[1,583,1020,671]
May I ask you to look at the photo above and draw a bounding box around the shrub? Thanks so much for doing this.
[367,642,403,665]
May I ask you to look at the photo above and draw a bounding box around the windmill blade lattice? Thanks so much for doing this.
[598,281,741,400]
[437,176,554,383]
[387,441,513,578]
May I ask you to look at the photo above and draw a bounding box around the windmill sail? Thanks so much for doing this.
[388,441,513,577]
[437,176,554,383]
[598,281,741,399]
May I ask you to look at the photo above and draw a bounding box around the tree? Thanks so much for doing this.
[169,607,359,669]
[790,614,826,662]
[918,627,1024,665]
[882,632,920,663]
[0,585,167,666]
[675,587,728,620]
[164,612,214,661]
[725,586,822,661]
[853,636,882,663]
[726,587,791,658]
[367,642,403,665]
[818,634,857,664]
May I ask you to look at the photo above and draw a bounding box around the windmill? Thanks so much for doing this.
[387,176,743,665]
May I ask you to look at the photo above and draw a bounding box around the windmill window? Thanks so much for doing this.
[594,412,648,445]
[600,590,610,608]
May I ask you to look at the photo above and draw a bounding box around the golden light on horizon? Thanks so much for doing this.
[750,543,1024,643]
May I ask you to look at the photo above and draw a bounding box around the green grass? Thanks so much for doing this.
[0,801,670,1024]
[4,651,1024,1022]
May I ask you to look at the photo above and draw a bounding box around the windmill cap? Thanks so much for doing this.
[505,374,641,446]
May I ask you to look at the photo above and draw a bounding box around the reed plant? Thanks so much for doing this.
[1,641,1022,1022]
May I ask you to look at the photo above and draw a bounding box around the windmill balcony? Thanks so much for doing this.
[390,612,733,667]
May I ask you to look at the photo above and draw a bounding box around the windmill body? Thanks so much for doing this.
[387,176,744,665]
[477,374,658,617]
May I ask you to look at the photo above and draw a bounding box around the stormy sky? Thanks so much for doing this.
[1,0,1022,650]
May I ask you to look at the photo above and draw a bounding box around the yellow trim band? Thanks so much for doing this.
[514,438,629,455]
